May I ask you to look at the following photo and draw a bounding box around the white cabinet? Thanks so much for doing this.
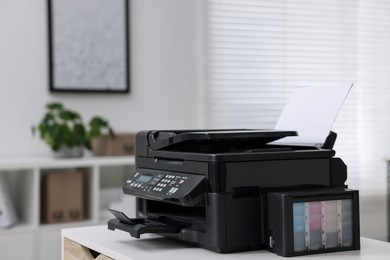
[39,229,61,260]
[0,231,36,260]
[0,156,135,260]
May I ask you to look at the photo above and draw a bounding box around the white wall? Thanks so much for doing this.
[0,0,200,157]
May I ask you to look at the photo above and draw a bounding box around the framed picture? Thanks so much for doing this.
[47,0,130,93]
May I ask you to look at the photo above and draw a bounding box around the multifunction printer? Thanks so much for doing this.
[108,129,360,257]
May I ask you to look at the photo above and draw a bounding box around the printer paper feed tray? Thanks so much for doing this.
[108,210,185,239]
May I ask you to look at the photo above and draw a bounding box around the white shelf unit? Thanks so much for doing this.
[0,156,135,260]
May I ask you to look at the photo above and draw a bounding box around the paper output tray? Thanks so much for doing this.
[107,209,186,238]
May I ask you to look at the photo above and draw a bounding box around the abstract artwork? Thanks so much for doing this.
[48,0,130,93]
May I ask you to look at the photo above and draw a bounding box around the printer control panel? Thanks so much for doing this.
[123,168,205,206]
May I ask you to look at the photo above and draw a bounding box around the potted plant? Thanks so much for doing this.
[86,116,115,151]
[87,117,135,156]
[33,102,119,157]
[32,102,87,157]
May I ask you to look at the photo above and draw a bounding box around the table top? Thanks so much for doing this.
[62,225,390,260]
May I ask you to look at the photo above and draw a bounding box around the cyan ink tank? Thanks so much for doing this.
[267,188,360,257]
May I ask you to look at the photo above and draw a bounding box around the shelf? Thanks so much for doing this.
[0,156,135,171]
[0,156,136,260]
[0,223,36,235]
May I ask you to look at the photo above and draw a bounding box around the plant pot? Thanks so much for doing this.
[53,146,84,158]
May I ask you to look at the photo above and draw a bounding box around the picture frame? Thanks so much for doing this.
[47,0,130,93]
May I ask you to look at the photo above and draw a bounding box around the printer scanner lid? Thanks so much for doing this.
[148,129,297,151]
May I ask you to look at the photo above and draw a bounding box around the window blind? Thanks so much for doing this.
[206,0,390,193]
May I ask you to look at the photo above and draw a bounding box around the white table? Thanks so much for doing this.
[62,225,390,260]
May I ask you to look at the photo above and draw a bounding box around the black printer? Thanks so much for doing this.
[108,129,360,257]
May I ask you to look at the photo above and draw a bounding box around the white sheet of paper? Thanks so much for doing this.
[272,83,353,146]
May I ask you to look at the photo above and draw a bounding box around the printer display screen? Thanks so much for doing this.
[136,174,153,183]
